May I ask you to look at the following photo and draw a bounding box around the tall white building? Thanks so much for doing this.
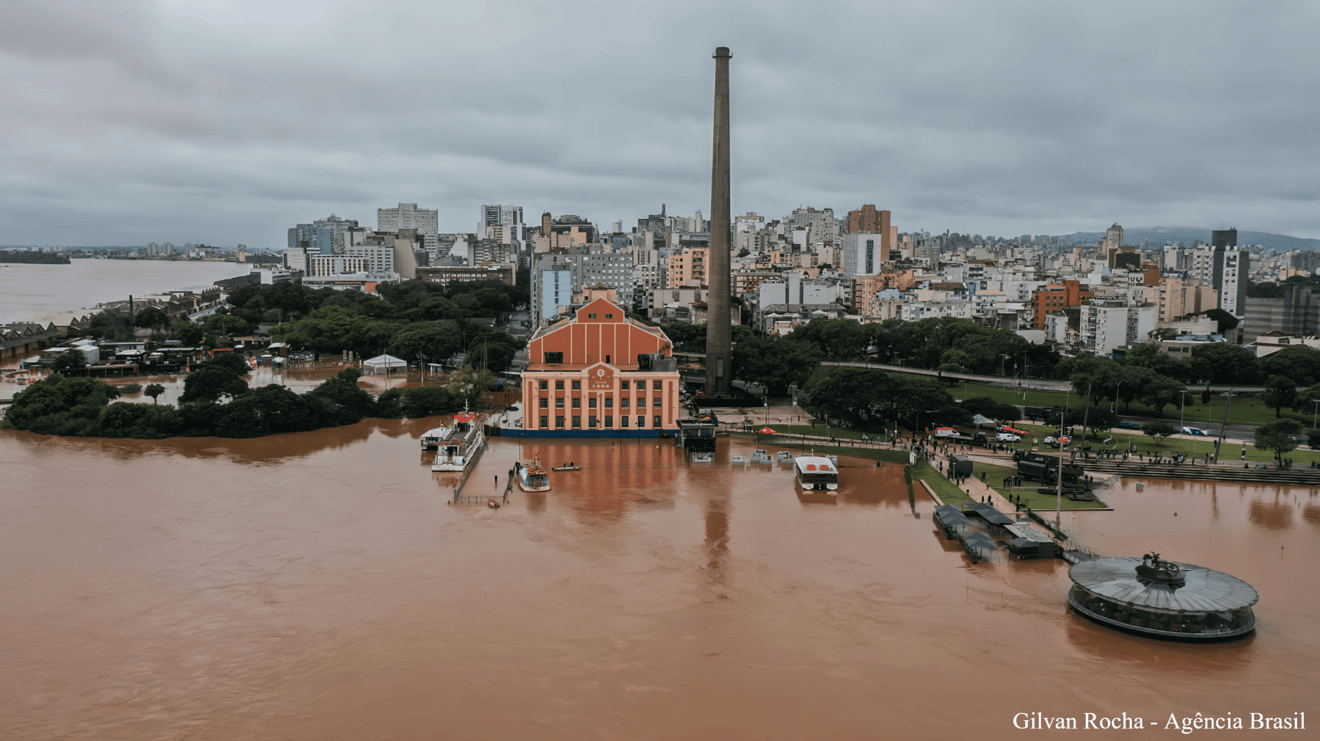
[840,233,887,278]
[1079,302,1156,355]
[479,204,523,239]
[378,203,438,235]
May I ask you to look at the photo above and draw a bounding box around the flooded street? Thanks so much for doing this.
[2,424,1317,739]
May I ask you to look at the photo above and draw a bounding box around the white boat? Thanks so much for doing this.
[777,451,794,463]
[730,455,746,464]
[691,451,714,463]
[516,459,551,492]
[751,449,773,464]
[430,410,485,472]
[794,455,839,492]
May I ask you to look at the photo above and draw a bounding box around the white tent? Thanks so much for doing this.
[362,354,408,375]
[972,414,996,426]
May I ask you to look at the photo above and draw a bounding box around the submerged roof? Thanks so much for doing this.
[1069,557,1259,613]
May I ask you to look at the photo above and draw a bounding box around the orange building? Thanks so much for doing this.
[1032,279,1094,329]
[520,298,683,437]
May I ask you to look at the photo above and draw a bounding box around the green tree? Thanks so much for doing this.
[134,306,170,332]
[1142,420,1176,444]
[1254,419,1303,464]
[1262,375,1298,418]
[1138,371,1187,418]
[1307,428,1320,450]
[144,383,166,404]
[304,368,377,425]
[179,366,250,404]
[1188,344,1259,385]
[1124,343,1190,383]
[1259,346,1320,387]
[52,350,86,374]
[4,376,119,436]
[733,335,823,396]
[204,313,251,337]
[175,321,204,346]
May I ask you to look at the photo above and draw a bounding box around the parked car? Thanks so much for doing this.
[1181,426,1207,436]
[1043,436,1071,448]
[1118,421,1142,430]
[996,432,1021,443]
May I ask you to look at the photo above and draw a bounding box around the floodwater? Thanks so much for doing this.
[1,426,1317,739]
[0,259,247,325]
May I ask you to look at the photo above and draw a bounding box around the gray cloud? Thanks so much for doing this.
[1,0,1318,247]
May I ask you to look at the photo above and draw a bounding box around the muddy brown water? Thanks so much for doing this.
[2,423,1317,739]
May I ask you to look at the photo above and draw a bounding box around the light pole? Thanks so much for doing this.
[1312,398,1319,429]
[999,354,1008,377]
[1112,381,1122,414]
[1179,389,1192,461]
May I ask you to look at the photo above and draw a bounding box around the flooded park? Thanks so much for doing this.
[2,417,1317,739]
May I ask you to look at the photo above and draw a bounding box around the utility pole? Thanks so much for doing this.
[1213,391,1233,464]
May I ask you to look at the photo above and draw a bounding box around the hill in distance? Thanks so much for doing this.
[1055,227,1320,251]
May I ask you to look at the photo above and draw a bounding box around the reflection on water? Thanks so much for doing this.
[2,432,1319,740]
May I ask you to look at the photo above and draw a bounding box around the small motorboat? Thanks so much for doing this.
[487,499,501,509]
[691,451,714,463]
[751,449,772,464]
[777,451,794,462]
[516,459,551,492]
[730,455,746,464]
[551,463,582,472]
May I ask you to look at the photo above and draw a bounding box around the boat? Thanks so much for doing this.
[691,451,714,463]
[794,455,839,491]
[551,464,581,472]
[750,449,773,464]
[429,409,485,472]
[777,451,794,463]
[730,455,746,464]
[516,459,551,492]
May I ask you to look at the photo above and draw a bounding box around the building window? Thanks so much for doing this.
[605,415,613,427]
[572,380,580,390]
[621,416,629,428]
[588,397,597,409]
[653,415,662,428]
[571,398,580,408]
[555,380,564,390]
[539,397,548,409]
[539,380,548,390]
[556,415,564,428]
[653,380,663,390]
[573,416,581,428]
[604,397,613,408]
[588,313,597,319]
[540,415,548,429]
[556,398,564,409]
[544,352,563,364]
[637,416,646,428]
[621,380,629,390]
[621,398,630,408]
[653,396,662,408]
[606,313,614,319]
[589,416,597,428]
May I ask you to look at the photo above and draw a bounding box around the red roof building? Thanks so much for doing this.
[521,298,682,435]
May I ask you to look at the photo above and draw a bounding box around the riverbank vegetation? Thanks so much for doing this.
[2,360,491,439]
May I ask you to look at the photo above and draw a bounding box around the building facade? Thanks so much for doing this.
[378,203,438,235]
[520,298,682,436]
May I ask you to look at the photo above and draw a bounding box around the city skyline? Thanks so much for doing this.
[3,0,1319,247]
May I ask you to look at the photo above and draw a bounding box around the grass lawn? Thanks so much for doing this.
[912,459,974,508]
[969,459,1108,511]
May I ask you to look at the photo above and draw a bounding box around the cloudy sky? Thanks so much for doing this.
[2,0,1318,248]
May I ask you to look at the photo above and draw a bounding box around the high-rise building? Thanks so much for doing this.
[847,205,890,235]
[378,204,438,235]
[840,233,888,278]
[1190,242,1249,316]
[1104,223,1124,252]
[479,204,524,240]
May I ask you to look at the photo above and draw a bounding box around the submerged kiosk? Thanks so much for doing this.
[1067,553,1258,640]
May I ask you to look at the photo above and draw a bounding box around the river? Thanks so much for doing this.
[1,426,1316,739]
[0,259,248,325]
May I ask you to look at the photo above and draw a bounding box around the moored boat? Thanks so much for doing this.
[429,410,485,472]
[794,455,838,492]
[516,459,551,492]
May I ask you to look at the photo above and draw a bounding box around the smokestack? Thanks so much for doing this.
[705,46,733,397]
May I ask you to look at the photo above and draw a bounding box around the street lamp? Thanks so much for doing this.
[999,354,1008,377]
[1312,398,1319,429]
